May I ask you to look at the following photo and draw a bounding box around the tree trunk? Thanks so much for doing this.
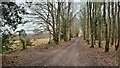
[115,2,120,51]
[111,2,115,45]
[90,2,94,48]
[104,2,109,52]
[108,2,111,46]
[56,2,61,43]
[98,2,102,48]
[86,1,90,44]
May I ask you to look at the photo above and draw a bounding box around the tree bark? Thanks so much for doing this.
[90,2,94,48]
[104,2,109,52]
[116,2,120,51]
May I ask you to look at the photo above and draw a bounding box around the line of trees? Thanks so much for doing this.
[1,2,80,52]
[25,2,80,44]
[80,1,120,52]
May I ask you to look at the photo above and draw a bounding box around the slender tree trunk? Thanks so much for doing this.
[108,2,111,46]
[86,1,90,44]
[56,2,61,43]
[98,2,102,48]
[90,2,94,48]
[116,2,120,51]
[104,2,109,52]
[114,2,118,47]
[22,39,26,49]
[111,2,115,45]
[98,19,102,48]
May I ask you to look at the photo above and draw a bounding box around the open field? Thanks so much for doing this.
[3,38,50,53]
[29,38,50,47]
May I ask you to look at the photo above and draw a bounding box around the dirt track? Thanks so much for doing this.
[2,38,118,66]
[22,38,96,66]
[27,38,81,66]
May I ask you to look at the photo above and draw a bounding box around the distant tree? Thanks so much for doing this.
[18,29,27,49]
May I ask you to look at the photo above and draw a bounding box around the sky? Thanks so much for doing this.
[15,0,120,3]
[15,0,85,3]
